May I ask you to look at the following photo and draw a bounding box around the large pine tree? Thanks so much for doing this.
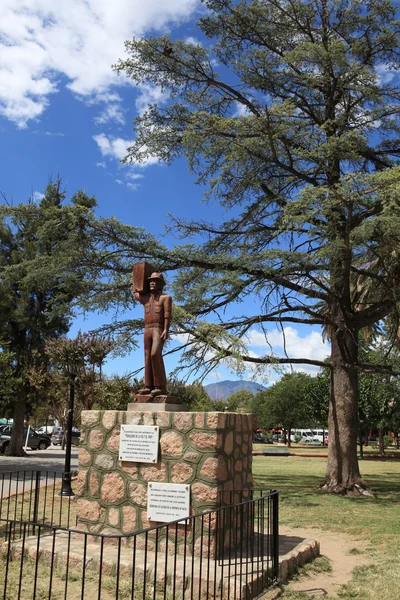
[108,0,400,494]
[0,181,96,454]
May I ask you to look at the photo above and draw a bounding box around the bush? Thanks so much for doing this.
[294,434,302,443]
[384,435,393,449]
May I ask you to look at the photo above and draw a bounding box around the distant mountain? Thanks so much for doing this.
[203,380,267,401]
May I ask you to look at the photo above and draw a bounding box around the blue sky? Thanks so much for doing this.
[0,0,330,385]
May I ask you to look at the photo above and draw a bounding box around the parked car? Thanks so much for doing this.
[51,427,80,447]
[36,425,55,435]
[0,427,51,453]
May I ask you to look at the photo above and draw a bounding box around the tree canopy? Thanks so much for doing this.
[0,181,97,454]
[109,0,400,494]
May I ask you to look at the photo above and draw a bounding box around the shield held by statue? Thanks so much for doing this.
[132,262,155,294]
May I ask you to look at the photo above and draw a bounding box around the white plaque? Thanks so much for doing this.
[147,482,190,523]
[119,425,159,463]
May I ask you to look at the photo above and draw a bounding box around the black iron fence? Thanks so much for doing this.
[0,472,279,600]
[0,470,76,532]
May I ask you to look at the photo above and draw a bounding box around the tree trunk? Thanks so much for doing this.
[319,329,373,496]
[287,427,292,448]
[6,399,26,456]
[378,428,385,455]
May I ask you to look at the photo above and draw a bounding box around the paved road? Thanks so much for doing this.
[0,445,79,497]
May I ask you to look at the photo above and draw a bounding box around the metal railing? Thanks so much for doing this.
[0,487,279,600]
[0,470,76,532]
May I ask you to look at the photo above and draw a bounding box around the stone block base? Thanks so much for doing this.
[76,410,254,553]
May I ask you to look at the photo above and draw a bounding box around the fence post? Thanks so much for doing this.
[32,470,41,534]
[272,491,280,582]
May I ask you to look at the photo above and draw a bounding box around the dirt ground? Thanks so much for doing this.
[279,526,372,598]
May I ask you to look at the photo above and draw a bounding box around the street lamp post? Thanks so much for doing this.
[60,373,76,497]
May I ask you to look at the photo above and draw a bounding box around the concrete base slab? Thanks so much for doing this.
[1,529,319,600]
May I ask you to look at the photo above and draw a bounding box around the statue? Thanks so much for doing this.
[132,263,173,400]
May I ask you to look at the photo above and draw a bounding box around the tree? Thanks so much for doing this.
[358,338,400,452]
[0,181,97,454]
[252,373,313,446]
[225,389,254,412]
[166,378,214,410]
[45,332,114,413]
[105,0,400,494]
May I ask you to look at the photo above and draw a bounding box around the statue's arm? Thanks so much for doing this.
[161,295,173,341]
[133,290,146,305]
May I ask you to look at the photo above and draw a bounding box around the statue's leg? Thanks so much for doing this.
[140,327,153,394]
[150,328,167,395]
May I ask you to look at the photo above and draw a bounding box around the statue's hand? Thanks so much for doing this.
[161,329,168,341]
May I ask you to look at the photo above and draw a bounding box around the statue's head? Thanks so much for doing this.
[148,272,165,291]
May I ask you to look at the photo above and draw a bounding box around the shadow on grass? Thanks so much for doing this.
[255,470,400,507]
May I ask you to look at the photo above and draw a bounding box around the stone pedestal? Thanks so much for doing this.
[127,403,187,412]
[76,409,254,555]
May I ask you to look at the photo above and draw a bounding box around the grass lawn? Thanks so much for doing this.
[253,454,400,599]
[1,457,399,599]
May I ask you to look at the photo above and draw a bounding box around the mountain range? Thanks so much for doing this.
[203,380,267,401]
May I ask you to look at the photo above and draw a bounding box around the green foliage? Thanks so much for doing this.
[0,180,99,452]
[358,336,400,440]
[45,332,114,410]
[383,435,393,449]
[251,373,314,433]
[224,389,254,412]
[0,181,101,452]
[166,378,213,411]
[106,0,400,391]
[93,375,133,411]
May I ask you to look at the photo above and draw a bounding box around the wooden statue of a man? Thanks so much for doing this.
[133,265,172,397]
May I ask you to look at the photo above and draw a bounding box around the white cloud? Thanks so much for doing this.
[33,130,65,137]
[31,191,45,203]
[93,133,134,161]
[233,102,250,117]
[0,0,199,127]
[126,182,141,191]
[93,133,160,169]
[185,36,202,46]
[375,63,396,85]
[135,85,168,115]
[246,326,330,367]
[126,173,144,180]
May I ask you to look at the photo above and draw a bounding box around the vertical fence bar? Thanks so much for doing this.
[143,530,148,600]
[33,525,42,600]
[272,491,279,583]
[190,517,196,600]
[153,529,158,600]
[97,536,104,600]
[32,471,41,534]
[172,522,178,600]
[198,514,204,600]
[214,507,219,600]
[227,504,232,600]
[17,522,27,600]
[206,512,211,600]
[130,535,137,600]
[163,524,169,600]
[43,472,49,524]
[64,530,72,600]
[47,529,57,600]
[116,537,122,600]
[182,519,188,600]
[3,521,13,600]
